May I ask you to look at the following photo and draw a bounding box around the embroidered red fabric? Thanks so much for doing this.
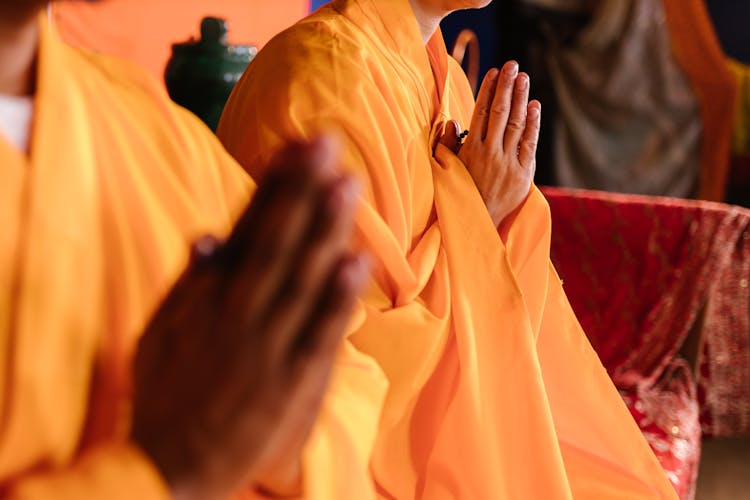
[542,187,750,499]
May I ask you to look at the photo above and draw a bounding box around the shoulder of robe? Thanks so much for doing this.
[240,13,377,116]
[61,43,252,224]
[63,44,177,120]
[256,12,371,79]
[220,12,396,181]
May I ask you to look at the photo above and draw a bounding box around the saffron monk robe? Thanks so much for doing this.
[0,1,370,498]
[218,0,679,498]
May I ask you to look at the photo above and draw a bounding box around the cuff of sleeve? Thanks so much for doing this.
[504,185,552,274]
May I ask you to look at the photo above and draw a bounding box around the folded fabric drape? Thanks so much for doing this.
[543,186,750,499]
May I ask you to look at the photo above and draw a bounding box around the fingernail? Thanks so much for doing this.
[488,68,499,80]
[504,61,519,77]
[340,253,371,290]
[357,254,373,284]
[528,101,541,119]
[190,236,222,267]
[517,74,529,90]
[309,134,341,174]
[327,175,360,213]
[450,119,461,136]
[344,175,362,200]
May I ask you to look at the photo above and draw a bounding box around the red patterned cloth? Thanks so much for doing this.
[542,187,750,499]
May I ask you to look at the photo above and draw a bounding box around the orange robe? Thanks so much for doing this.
[1,16,251,498]
[218,0,678,498]
[661,0,737,202]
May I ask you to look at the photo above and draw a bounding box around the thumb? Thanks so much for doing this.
[438,119,461,154]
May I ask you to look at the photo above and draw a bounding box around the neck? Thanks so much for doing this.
[409,0,445,44]
[0,4,44,96]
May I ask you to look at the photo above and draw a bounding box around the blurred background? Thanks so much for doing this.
[441,0,750,208]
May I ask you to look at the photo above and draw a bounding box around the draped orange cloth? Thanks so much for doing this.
[0,16,251,498]
[218,1,677,498]
[661,0,737,202]
[50,0,309,81]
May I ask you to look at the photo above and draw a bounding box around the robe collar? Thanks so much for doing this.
[0,12,103,349]
[333,0,452,119]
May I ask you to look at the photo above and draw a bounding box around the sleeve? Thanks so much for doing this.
[235,312,389,500]
[5,107,250,500]
[217,24,416,229]
[217,22,439,499]
[503,187,678,498]
[97,48,257,233]
[156,92,256,231]
[171,60,391,499]
[7,442,169,500]
[4,54,257,500]
[431,130,677,498]
[536,267,679,499]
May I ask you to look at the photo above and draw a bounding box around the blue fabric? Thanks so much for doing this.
[311,0,328,11]
[440,4,501,90]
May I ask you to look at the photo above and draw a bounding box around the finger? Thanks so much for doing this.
[221,136,338,268]
[292,253,371,362]
[469,68,499,141]
[486,61,519,145]
[135,259,218,393]
[247,255,370,492]
[518,100,541,172]
[136,234,225,391]
[143,234,223,343]
[261,173,360,360]
[438,119,461,154]
[502,72,530,152]
[224,136,340,325]
[188,235,223,269]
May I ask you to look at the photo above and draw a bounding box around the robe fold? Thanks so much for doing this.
[218,0,677,498]
[1,16,252,498]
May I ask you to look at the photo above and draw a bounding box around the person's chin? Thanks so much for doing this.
[455,0,494,10]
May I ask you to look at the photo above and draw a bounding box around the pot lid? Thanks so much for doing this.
[171,17,257,63]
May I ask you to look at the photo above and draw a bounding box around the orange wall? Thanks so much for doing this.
[50,1,310,81]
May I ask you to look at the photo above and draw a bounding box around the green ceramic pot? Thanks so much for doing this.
[165,17,256,131]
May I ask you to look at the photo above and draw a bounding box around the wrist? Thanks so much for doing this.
[497,202,524,242]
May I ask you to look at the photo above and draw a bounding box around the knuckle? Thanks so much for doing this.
[507,118,525,131]
[491,104,510,117]
[519,155,536,171]
[514,77,530,94]
[522,137,539,151]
